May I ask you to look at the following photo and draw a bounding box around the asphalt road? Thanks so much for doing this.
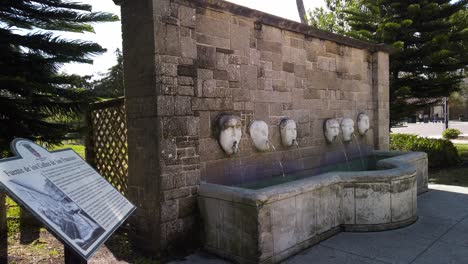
[392,121,468,138]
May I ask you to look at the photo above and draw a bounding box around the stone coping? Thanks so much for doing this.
[177,0,394,54]
[113,0,394,53]
[199,151,425,206]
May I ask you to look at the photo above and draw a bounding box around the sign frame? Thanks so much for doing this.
[0,138,136,260]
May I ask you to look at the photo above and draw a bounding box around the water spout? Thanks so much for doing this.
[338,137,351,170]
[352,134,366,170]
[267,141,286,178]
[294,140,300,149]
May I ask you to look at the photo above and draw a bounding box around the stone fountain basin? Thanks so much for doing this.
[198,151,428,264]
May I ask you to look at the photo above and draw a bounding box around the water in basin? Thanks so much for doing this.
[237,156,388,190]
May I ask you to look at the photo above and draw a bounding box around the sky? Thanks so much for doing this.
[62,0,326,77]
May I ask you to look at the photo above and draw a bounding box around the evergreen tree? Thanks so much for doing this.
[92,49,124,98]
[345,0,468,124]
[308,0,467,124]
[0,1,118,155]
[307,0,359,34]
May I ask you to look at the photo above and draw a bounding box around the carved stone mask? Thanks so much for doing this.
[280,119,297,147]
[341,118,355,142]
[324,119,340,144]
[357,113,370,136]
[218,115,242,155]
[249,120,270,152]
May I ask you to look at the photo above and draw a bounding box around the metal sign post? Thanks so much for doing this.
[445,97,449,129]
[65,246,88,264]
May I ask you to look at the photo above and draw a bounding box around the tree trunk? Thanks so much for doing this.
[296,0,307,24]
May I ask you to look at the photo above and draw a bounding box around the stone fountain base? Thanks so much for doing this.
[198,151,427,264]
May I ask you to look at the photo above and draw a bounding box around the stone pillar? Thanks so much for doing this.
[372,51,390,150]
[120,0,200,256]
[121,0,161,256]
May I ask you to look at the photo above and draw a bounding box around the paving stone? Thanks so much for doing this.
[284,245,387,264]
[440,217,468,247]
[412,241,468,264]
[417,190,468,221]
[321,230,433,263]
[397,215,458,240]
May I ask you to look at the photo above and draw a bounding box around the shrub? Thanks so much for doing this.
[442,128,462,139]
[390,133,460,168]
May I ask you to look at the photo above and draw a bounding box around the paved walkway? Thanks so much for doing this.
[171,184,468,264]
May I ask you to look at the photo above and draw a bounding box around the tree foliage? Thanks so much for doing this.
[92,49,124,98]
[0,0,118,155]
[308,0,468,124]
[307,0,359,34]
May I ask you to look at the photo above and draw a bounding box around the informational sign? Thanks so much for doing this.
[0,139,136,260]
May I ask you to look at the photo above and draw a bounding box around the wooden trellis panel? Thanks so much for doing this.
[86,98,128,195]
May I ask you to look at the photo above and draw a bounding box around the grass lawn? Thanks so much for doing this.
[429,143,468,187]
[49,144,85,158]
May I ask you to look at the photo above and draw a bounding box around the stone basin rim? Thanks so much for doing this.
[199,151,425,206]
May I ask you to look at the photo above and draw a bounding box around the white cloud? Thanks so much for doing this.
[62,0,325,77]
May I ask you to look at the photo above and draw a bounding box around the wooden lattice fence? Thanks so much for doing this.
[86,98,128,195]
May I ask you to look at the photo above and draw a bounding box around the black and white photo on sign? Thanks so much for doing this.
[9,175,105,250]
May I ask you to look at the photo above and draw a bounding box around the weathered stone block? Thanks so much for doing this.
[196,14,230,39]
[216,53,229,71]
[161,200,178,222]
[232,89,250,102]
[282,62,294,73]
[177,86,194,96]
[261,25,283,42]
[341,187,355,224]
[164,24,181,56]
[175,96,192,116]
[197,68,213,80]
[241,65,258,90]
[355,183,391,224]
[162,116,198,138]
[181,37,197,59]
[177,65,197,77]
[226,64,241,81]
[252,90,291,103]
[158,96,175,116]
[231,24,250,54]
[316,185,340,234]
[192,98,233,111]
[184,170,200,186]
[258,40,282,54]
[179,196,197,218]
[197,45,216,69]
[164,188,190,201]
[196,33,230,49]
[178,5,196,28]
[161,63,177,77]
[271,197,297,253]
[391,178,415,222]
[295,192,316,243]
[213,70,228,80]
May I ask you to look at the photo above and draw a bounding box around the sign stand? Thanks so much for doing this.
[65,246,87,264]
[0,191,6,264]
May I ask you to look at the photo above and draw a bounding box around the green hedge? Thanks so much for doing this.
[442,128,462,139]
[390,133,460,168]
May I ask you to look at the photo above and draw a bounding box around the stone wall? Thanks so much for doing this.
[118,0,391,257]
